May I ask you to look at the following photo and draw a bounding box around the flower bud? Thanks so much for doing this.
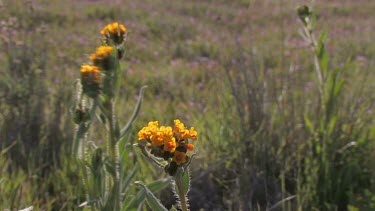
[297,5,311,25]
[173,151,187,166]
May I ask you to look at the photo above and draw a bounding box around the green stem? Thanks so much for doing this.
[107,99,120,210]
[303,24,324,99]
[76,122,91,206]
[175,171,189,211]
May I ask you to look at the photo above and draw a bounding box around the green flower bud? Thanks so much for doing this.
[297,5,311,25]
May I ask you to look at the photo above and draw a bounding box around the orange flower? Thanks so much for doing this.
[80,65,100,84]
[164,137,177,153]
[173,119,198,140]
[188,127,198,140]
[100,22,126,36]
[100,22,127,45]
[90,46,113,61]
[138,120,197,168]
[80,65,101,98]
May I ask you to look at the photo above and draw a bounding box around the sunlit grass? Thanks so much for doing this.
[0,0,374,210]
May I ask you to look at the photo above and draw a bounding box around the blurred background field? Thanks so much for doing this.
[0,0,374,210]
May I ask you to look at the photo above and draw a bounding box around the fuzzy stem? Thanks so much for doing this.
[80,128,91,204]
[175,171,189,211]
[106,99,120,210]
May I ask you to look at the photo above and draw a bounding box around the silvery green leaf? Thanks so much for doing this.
[135,181,168,211]
[119,86,147,139]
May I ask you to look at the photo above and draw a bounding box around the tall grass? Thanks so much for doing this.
[0,4,80,210]
[0,0,374,210]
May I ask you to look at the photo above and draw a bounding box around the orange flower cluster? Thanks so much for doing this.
[90,46,114,70]
[80,65,101,98]
[100,22,126,45]
[90,46,113,62]
[138,120,197,172]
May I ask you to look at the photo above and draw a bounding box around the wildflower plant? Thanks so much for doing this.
[136,119,198,211]
[296,5,374,210]
[72,22,148,210]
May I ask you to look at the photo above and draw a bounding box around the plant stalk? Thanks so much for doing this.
[106,99,120,210]
[175,171,189,211]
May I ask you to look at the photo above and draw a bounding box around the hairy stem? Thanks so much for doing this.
[106,99,120,210]
[175,171,189,211]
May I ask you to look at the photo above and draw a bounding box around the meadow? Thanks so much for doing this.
[0,0,374,210]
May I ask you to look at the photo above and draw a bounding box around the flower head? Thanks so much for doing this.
[80,65,100,98]
[100,22,126,45]
[188,127,198,140]
[90,46,114,71]
[90,46,113,61]
[138,119,197,173]
[174,119,198,140]
[138,121,159,140]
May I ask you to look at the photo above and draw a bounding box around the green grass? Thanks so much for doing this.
[0,0,374,210]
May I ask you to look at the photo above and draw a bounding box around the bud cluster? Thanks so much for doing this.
[79,22,126,99]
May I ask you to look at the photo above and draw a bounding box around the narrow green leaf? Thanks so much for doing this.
[328,116,337,135]
[182,168,190,195]
[119,86,147,139]
[325,68,343,121]
[183,153,196,172]
[123,188,146,210]
[317,30,327,47]
[304,114,315,134]
[146,178,170,193]
[135,182,168,211]
[121,195,137,211]
[103,182,121,211]
[334,78,344,99]
[0,141,17,156]
[123,179,169,210]
[369,125,375,138]
[10,184,21,209]
[320,44,328,75]
[121,166,137,196]
[317,30,328,74]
